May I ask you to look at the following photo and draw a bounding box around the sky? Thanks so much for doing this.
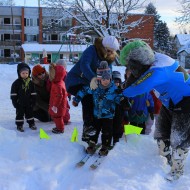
[14,0,183,36]
[1,63,190,190]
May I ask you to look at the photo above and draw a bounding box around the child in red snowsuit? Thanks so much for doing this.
[48,64,68,134]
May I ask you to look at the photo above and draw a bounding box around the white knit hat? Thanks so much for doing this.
[102,36,120,51]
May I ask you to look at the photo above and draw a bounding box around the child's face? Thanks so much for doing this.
[113,79,120,87]
[20,71,29,79]
[100,78,110,86]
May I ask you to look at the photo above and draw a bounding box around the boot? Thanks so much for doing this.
[157,139,172,166]
[82,125,96,142]
[166,148,189,181]
[29,124,37,130]
[86,140,96,154]
[17,125,24,132]
[98,145,109,156]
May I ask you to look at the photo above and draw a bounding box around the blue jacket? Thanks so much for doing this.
[128,93,154,123]
[66,45,112,91]
[73,82,123,119]
[123,53,190,112]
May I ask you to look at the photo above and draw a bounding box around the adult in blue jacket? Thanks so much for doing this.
[65,36,119,142]
[120,40,190,181]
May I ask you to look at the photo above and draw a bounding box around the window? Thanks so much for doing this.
[4,34,11,41]
[51,34,58,41]
[4,18,10,24]
[4,49,11,57]
[14,18,21,25]
[25,35,37,42]
[24,18,39,26]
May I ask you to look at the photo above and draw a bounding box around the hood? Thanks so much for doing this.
[17,62,31,78]
[49,64,66,82]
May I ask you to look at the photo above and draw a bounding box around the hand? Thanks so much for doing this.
[72,100,78,107]
[90,77,98,90]
[51,106,57,113]
[150,113,154,120]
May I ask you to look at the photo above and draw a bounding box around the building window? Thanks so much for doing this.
[4,34,11,41]
[24,18,39,26]
[4,18,11,24]
[51,34,58,41]
[25,35,37,42]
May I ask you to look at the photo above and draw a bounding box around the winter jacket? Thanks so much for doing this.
[48,64,67,117]
[73,82,127,119]
[10,63,36,108]
[128,92,154,124]
[65,38,116,94]
[123,52,190,113]
[32,71,51,112]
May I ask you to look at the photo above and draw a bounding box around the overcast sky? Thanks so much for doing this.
[15,0,182,35]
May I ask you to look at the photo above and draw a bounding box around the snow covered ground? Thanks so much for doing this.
[0,63,190,190]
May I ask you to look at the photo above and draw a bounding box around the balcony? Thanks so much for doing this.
[0,25,22,30]
[0,40,22,46]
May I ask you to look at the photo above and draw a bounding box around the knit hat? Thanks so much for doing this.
[97,61,112,80]
[102,36,120,51]
[32,64,45,77]
[19,67,29,73]
[112,71,122,83]
[120,40,155,66]
[56,59,67,69]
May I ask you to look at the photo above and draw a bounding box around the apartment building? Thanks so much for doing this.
[0,6,154,63]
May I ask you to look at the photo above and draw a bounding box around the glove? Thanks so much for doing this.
[150,113,154,120]
[115,87,123,94]
[90,77,98,90]
[120,97,131,110]
[51,106,57,113]
[72,100,78,107]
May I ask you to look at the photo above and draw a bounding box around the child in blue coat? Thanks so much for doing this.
[72,61,130,156]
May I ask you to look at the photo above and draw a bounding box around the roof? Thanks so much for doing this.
[175,34,190,46]
[22,44,89,53]
[177,40,190,54]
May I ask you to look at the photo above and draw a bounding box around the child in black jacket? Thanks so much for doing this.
[10,63,37,132]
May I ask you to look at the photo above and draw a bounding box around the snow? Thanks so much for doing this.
[1,63,190,190]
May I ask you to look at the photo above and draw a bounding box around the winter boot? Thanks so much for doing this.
[82,125,96,142]
[157,139,172,166]
[17,125,24,132]
[99,145,109,156]
[52,127,64,134]
[166,148,189,181]
[86,140,96,154]
[29,124,37,130]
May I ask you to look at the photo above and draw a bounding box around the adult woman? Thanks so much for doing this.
[32,64,51,122]
[65,36,119,142]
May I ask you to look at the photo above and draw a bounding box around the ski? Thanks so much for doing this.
[76,143,101,167]
[90,155,106,169]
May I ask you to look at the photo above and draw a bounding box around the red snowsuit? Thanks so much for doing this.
[49,65,67,132]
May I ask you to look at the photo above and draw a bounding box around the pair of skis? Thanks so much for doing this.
[76,144,106,169]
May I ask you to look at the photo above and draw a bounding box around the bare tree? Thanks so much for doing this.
[0,0,15,6]
[175,0,190,26]
[42,0,147,40]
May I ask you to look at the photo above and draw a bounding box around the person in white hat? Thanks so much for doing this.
[65,36,119,143]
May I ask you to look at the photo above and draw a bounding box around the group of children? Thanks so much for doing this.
[10,60,159,156]
[10,60,70,134]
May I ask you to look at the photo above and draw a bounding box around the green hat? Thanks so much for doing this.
[120,40,154,66]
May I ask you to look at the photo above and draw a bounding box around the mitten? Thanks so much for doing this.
[51,106,57,113]
[90,77,98,90]
[120,97,131,110]
[72,100,78,107]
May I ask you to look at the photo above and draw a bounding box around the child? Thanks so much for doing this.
[112,71,128,145]
[48,63,68,134]
[124,68,154,134]
[72,61,130,156]
[56,59,71,125]
[10,62,37,132]
[32,64,52,122]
